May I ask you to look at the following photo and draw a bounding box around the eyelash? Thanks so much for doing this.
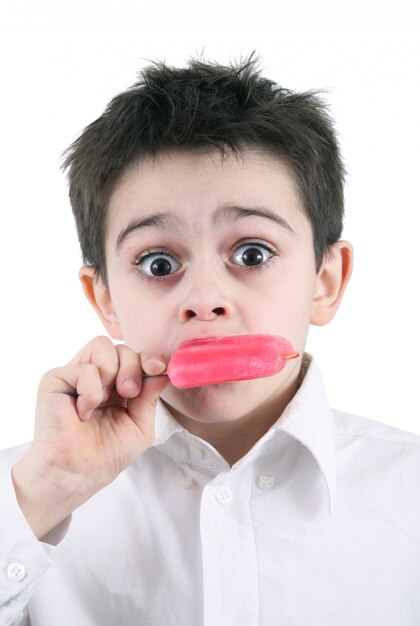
[132,241,279,285]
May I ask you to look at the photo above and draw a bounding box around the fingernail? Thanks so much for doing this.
[145,358,166,375]
[83,409,94,420]
[123,378,140,392]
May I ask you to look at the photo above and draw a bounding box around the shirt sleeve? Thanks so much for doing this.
[0,466,72,625]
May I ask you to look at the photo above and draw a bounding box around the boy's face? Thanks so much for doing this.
[83,147,352,425]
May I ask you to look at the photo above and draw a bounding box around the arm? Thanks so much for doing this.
[0,464,56,626]
[1,336,169,621]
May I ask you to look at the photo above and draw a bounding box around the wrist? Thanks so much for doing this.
[11,452,83,540]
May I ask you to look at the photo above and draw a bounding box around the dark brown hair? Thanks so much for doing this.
[62,51,346,288]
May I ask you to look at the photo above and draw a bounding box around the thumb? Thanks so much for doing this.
[126,371,171,436]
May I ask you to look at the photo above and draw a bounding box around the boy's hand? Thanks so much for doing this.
[11,336,170,539]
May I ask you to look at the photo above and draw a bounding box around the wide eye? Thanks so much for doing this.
[231,243,274,267]
[138,252,181,277]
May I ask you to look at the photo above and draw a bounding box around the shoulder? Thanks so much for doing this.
[332,409,420,446]
[331,409,420,478]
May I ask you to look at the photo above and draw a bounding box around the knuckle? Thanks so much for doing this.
[39,367,65,390]
[70,335,114,364]
[92,335,114,349]
[79,364,104,390]
[40,367,56,384]
[83,362,99,376]
[116,344,140,369]
[115,342,136,355]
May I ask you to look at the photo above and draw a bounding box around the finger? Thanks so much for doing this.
[42,363,104,421]
[68,336,119,397]
[140,351,168,377]
[114,344,142,398]
[126,374,171,442]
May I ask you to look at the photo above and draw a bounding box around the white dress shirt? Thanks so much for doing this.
[1,353,420,626]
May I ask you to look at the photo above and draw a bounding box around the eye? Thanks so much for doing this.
[136,250,181,278]
[231,243,276,268]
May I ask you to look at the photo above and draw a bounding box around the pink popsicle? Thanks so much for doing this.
[166,334,299,389]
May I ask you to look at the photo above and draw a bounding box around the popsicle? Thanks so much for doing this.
[166,334,299,389]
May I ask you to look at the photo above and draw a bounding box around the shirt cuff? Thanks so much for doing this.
[0,466,71,610]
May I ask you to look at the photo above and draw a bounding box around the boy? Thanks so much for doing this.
[1,52,419,625]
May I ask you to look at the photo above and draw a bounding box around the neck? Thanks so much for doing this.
[163,374,300,466]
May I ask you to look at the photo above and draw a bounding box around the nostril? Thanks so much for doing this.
[183,307,225,320]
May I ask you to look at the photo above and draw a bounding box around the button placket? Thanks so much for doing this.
[215,486,233,504]
[200,464,259,624]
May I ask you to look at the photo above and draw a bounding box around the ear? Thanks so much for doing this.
[78,265,123,340]
[310,241,354,326]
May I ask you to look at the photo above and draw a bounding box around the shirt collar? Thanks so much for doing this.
[153,400,184,446]
[153,352,337,515]
[273,352,337,515]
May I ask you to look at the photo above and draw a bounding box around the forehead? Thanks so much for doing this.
[105,147,309,244]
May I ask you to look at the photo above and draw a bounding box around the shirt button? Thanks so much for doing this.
[178,476,194,489]
[7,562,26,582]
[257,474,275,490]
[215,486,233,504]
[189,445,204,462]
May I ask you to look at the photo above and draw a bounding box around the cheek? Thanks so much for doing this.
[260,268,316,338]
[120,309,163,349]
[113,290,174,355]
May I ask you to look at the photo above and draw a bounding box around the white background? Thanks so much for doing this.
[0,2,419,448]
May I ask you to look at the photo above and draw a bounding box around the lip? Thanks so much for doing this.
[173,333,237,353]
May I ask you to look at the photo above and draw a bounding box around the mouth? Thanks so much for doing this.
[167,334,299,389]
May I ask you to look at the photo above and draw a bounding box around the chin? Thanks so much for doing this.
[161,378,275,423]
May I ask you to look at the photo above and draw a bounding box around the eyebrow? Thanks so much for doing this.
[116,204,298,252]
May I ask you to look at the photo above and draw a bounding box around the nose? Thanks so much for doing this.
[178,269,233,323]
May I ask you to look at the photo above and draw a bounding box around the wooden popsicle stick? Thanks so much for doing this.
[282,351,299,361]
